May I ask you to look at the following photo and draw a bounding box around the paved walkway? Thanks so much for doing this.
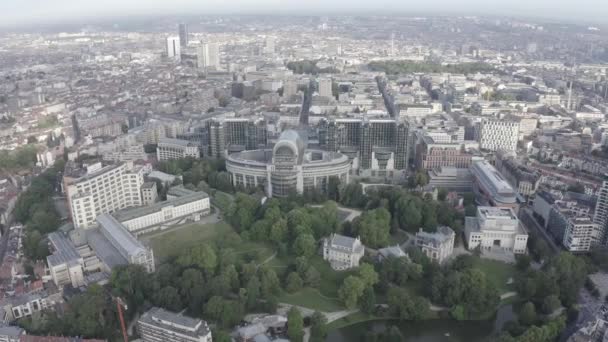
[500,292,517,300]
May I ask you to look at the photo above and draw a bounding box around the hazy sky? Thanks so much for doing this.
[1,0,607,27]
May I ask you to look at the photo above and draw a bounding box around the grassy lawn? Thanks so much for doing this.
[147,221,274,264]
[148,222,233,262]
[273,255,353,311]
[473,258,516,294]
[279,288,344,312]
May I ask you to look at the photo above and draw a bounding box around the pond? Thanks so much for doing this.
[326,305,515,342]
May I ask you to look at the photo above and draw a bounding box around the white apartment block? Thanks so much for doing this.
[138,307,212,342]
[594,179,608,243]
[415,226,455,264]
[156,138,200,161]
[65,162,145,229]
[197,43,220,69]
[465,206,528,254]
[475,119,519,153]
[322,234,364,270]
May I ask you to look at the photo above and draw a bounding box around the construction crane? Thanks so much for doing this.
[114,296,129,342]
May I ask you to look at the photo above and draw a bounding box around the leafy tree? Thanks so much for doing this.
[310,311,328,342]
[293,234,316,257]
[259,266,281,298]
[304,266,321,288]
[154,286,182,312]
[245,276,261,309]
[352,208,391,248]
[519,302,537,326]
[542,295,561,315]
[287,307,304,342]
[176,244,217,273]
[286,272,304,293]
[227,193,259,231]
[387,287,431,320]
[357,263,379,288]
[465,204,477,217]
[338,276,366,309]
[360,286,376,314]
[437,188,448,201]
[179,268,206,314]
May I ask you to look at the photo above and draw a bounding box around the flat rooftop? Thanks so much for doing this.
[478,206,517,219]
[112,191,208,223]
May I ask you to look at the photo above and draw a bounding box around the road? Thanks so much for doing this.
[519,207,560,254]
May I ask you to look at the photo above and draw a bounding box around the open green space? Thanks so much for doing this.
[147,221,274,264]
[147,222,233,262]
[473,258,516,294]
[278,288,344,312]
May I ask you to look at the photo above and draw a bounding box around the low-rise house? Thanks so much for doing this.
[322,234,365,271]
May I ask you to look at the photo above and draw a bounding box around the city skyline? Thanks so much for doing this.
[1,0,608,28]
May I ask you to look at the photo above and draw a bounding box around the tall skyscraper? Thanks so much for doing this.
[318,77,333,99]
[594,176,608,244]
[178,23,188,47]
[166,36,181,61]
[197,43,220,70]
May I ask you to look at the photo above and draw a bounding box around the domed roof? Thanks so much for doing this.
[273,130,306,164]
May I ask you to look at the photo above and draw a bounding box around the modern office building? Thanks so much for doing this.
[475,119,519,153]
[465,206,528,254]
[197,43,220,70]
[427,167,473,192]
[96,214,155,273]
[206,117,267,158]
[322,234,365,271]
[64,162,145,229]
[178,23,188,47]
[166,36,181,61]
[470,160,518,209]
[415,226,455,264]
[318,77,333,99]
[138,307,212,342]
[319,118,409,180]
[156,138,200,161]
[226,130,351,197]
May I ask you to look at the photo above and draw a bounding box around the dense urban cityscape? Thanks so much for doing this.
[0,7,608,342]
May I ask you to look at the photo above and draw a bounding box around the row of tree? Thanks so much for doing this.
[367,61,497,75]
[14,160,65,261]
[0,144,38,172]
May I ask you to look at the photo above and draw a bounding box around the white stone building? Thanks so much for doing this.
[415,226,455,264]
[465,206,528,254]
[322,234,364,270]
